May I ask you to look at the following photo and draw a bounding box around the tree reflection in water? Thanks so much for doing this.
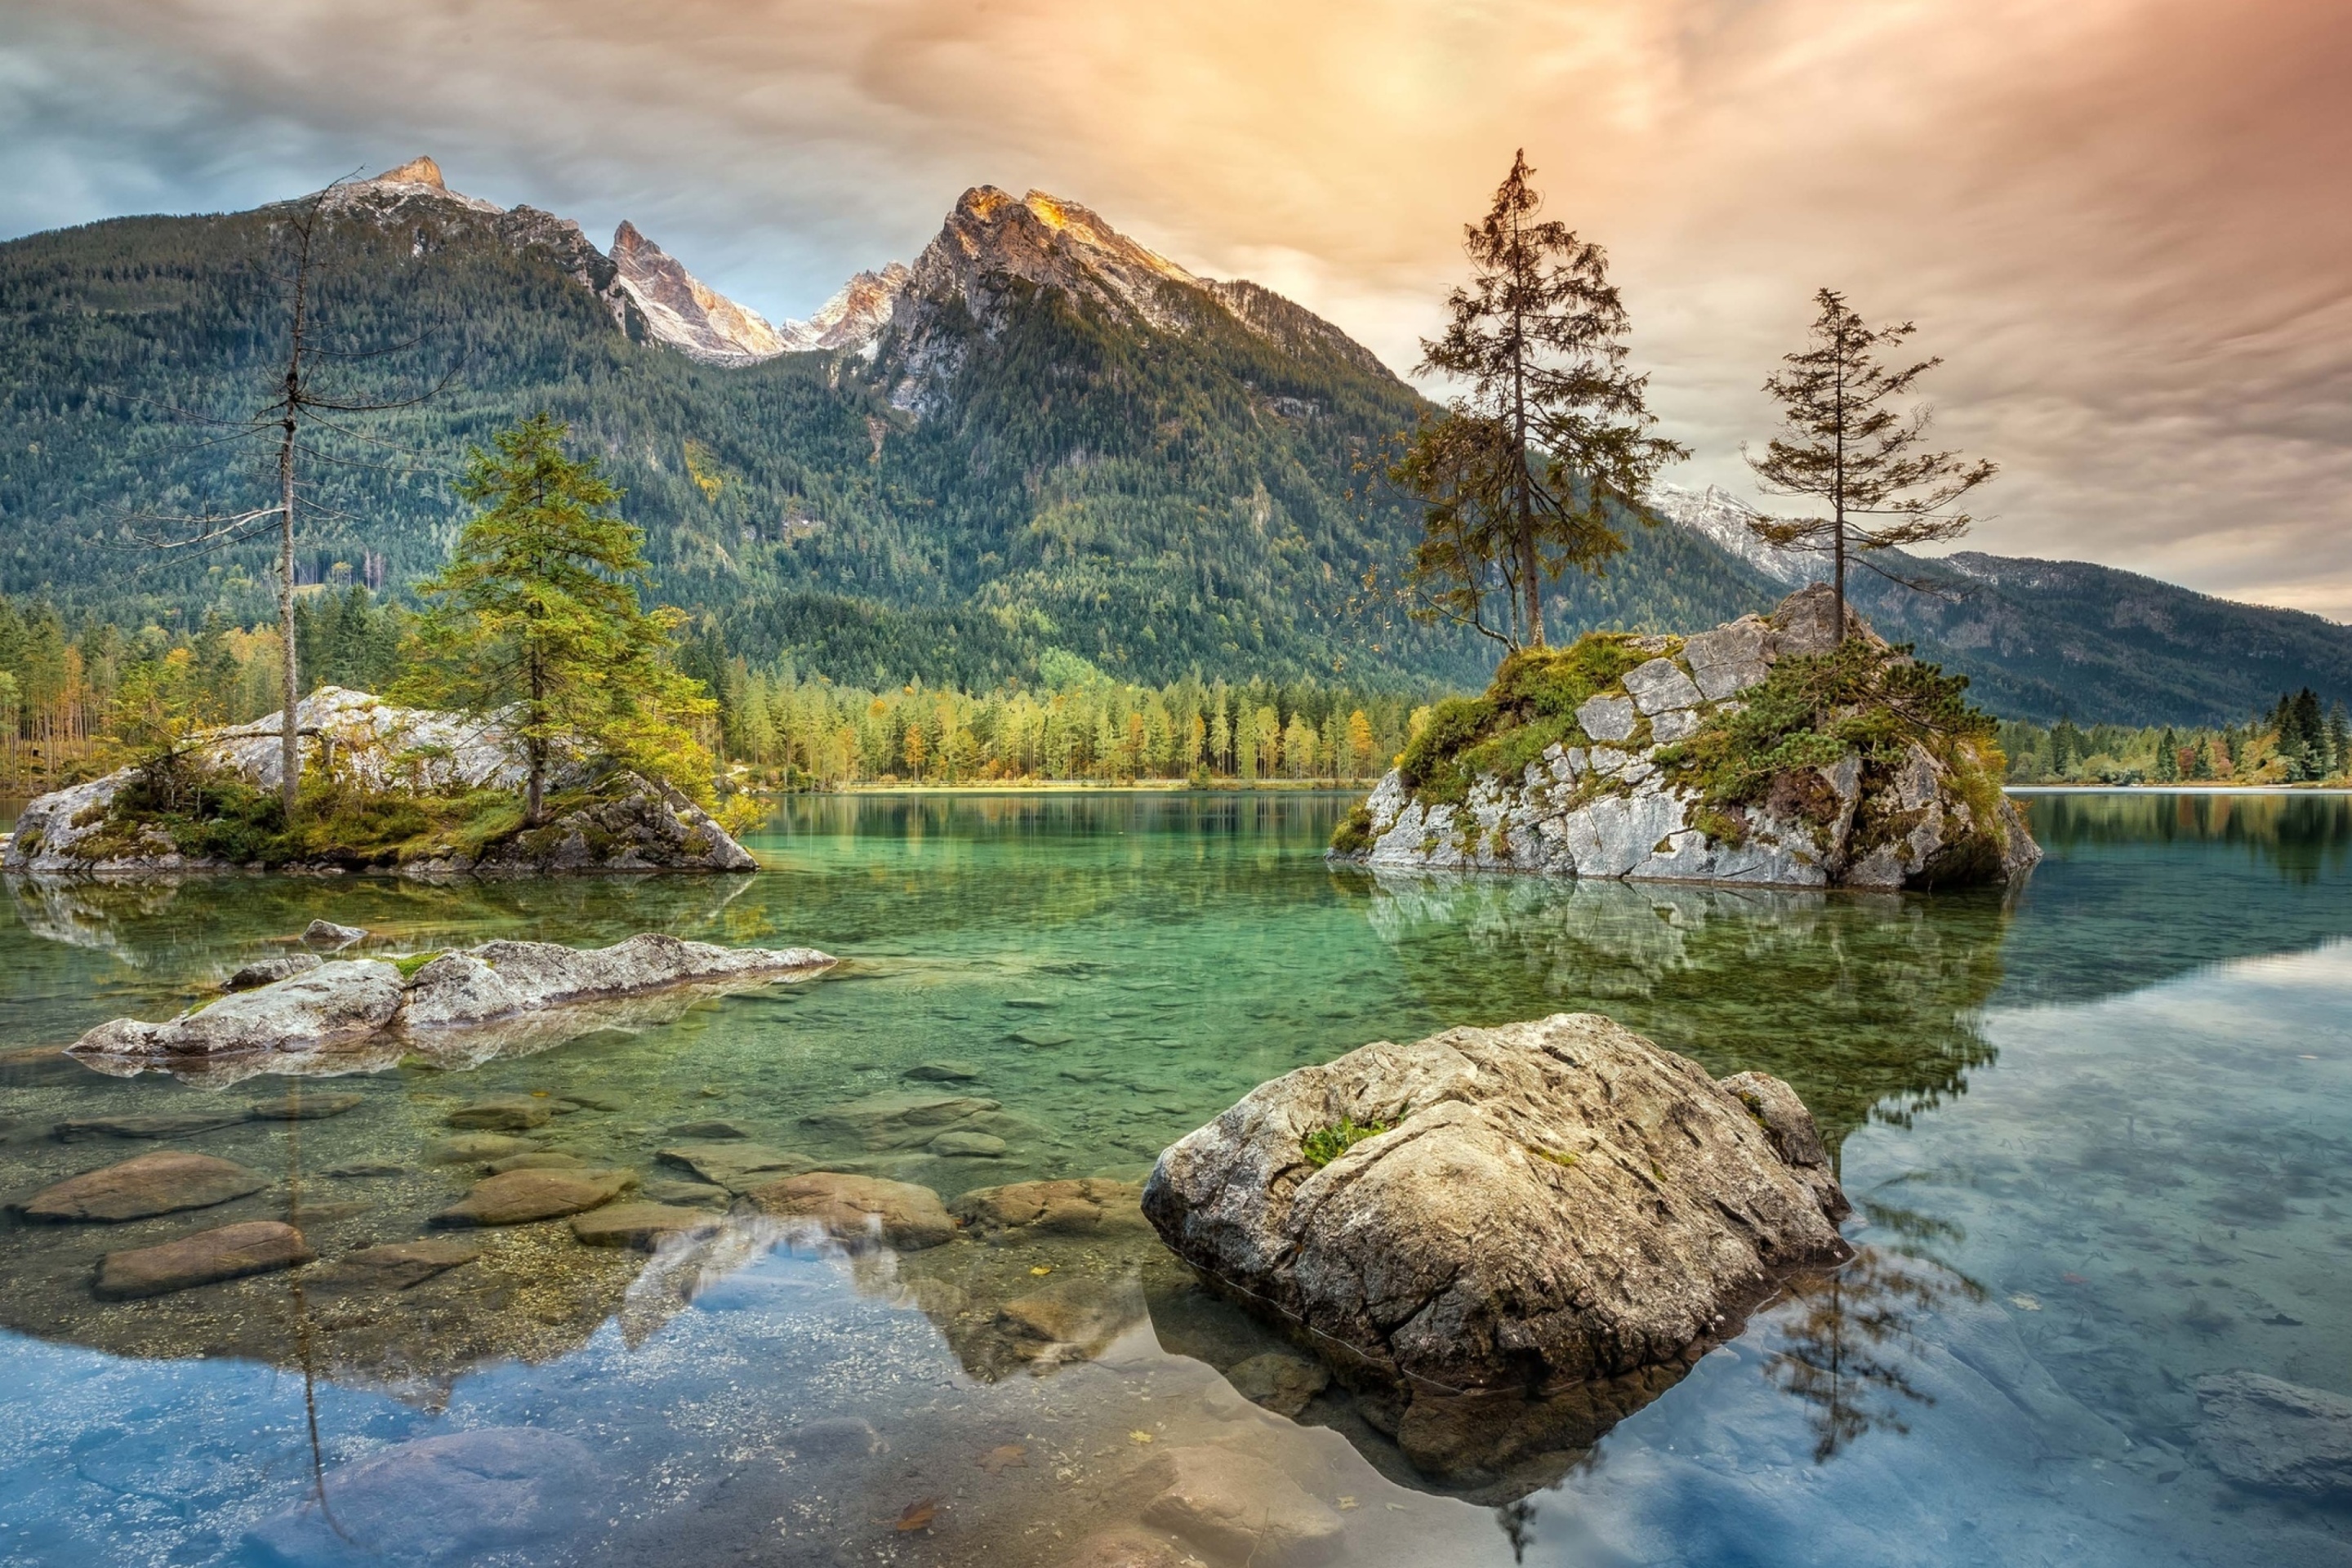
[1763,1203,1981,1463]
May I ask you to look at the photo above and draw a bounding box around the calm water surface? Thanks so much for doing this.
[1,791,2349,1565]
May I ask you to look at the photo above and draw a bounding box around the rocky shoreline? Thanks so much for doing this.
[1333,586,2041,890]
[0,687,758,879]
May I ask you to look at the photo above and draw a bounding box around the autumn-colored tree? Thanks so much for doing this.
[1746,289,1996,639]
[398,414,715,823]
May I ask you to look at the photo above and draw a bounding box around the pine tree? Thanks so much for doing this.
[2155,726,2179,782]
[1396,151,1686,648]
[2329,702,2350,779]
[398,414,715,823]
[1745,290,1996,639]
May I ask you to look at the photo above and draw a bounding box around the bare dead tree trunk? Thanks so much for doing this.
[275,205,319,818]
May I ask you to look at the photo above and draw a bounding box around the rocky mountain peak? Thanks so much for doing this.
[607,221,786,366]
[1646,483,1823,586]
[912,185,1199,323]
[377,155,447,189]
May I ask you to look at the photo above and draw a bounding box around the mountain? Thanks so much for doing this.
[0,157,2341,718]
[1642,483,2352,723]
[608,220,787,364]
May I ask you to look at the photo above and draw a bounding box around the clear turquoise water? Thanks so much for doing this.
[0,790,2348,1566]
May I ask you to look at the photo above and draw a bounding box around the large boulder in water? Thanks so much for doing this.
[1143,1013,1851,1486]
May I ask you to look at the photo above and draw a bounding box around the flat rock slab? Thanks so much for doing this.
[570,1201,719,1250]
[17,1150,270,1223]
[1140,1446,1343,1566]
[746,1172,955,1250]
[307,1238,481,1294]
[446,1095,554,1131]
[327,1160,403,1178]
[246,1091,363,1120]
[69,960,404,1061]
[800,1092,1003,1151]
[54,1109,252,1141]
[639,1178,729,1206]
[430,1168,635,1227]
[904,1061,982,1082]
[953,1178,1151,1240]
[1011,1028,1076,1048]
[2197,1371,2352,1497]
[930,1130,1008,1157]
[657,1143,816,1192]
[243,1427,599,1566]
[95,1220,313,1298]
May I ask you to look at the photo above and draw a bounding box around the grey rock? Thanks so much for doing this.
[69,960,403,1062]
[327,1160,405,1178]
[1648,707,1702,745]
[1227,1352,1331,1418]
[302,919,368,948]
[1140,1446,1343,1566]
[1683,618,1773,700]
[1623,657,1703,715]
[445,933,831,1010]
[225,953,323,991]
[2196,1371,2352,1497]
[16,1150,270,1222]
[243,1426,599,1566]
[397,952,522,1029]
[904,1061,982,1081]
[1143,1014,1850,1480]
[95,1220,313,1298]
[640,1178,729,1207]
[1575,693,1638,743]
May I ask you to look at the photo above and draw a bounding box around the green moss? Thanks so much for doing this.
[1396,633,1658,808]
[1301,1117,1392,1168]
[1328,804,1374,856]
[391,951,447,979]
[1530,1147,1579,1169]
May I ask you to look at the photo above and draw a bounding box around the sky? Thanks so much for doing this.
[4,0,2350,618]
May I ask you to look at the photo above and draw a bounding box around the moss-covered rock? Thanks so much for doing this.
[1332,586,2040,891]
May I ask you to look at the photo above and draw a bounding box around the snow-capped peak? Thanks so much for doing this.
[777,262,911,354]
[608,221,787,366]
[1646,483,1824,586]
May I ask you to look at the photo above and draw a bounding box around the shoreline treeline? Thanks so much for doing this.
[2000,692,2350,786]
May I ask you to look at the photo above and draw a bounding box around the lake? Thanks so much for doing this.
[1,790,2348,1566]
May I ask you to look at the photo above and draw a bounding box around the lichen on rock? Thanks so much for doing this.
[1334,586,2039,890]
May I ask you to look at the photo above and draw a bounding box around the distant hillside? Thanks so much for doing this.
[1647,485,2352,724]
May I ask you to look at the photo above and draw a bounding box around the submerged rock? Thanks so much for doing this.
[1337,586,2039,891]
[2195,1371,2352,1498]
[446,1094,555,1132]
[64,933,834,1065]
[302,919,368,948]
[656,1143,816,1192]
[15,1150,271,1222]
[800,1091,1004,1151]
[94,1220,313,1298]
[245,1090,363,1120]
[430,1167,635,1227]
[1226,1352,1330,1418]
[53,1108,252,1141]
[307,1238,482,1294]
[570,1200,719,1250]
[1143,1013,1851,1484]
[951,1178,1150,1241]
[1140,1446,1343,1566]
[745,1172,956,1251]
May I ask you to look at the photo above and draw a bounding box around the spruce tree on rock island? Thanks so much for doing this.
[1396,150,1686,649]
[398,414,715,824]
[1746,289,1996,641]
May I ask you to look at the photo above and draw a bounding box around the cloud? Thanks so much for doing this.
[4,0,2349,617]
